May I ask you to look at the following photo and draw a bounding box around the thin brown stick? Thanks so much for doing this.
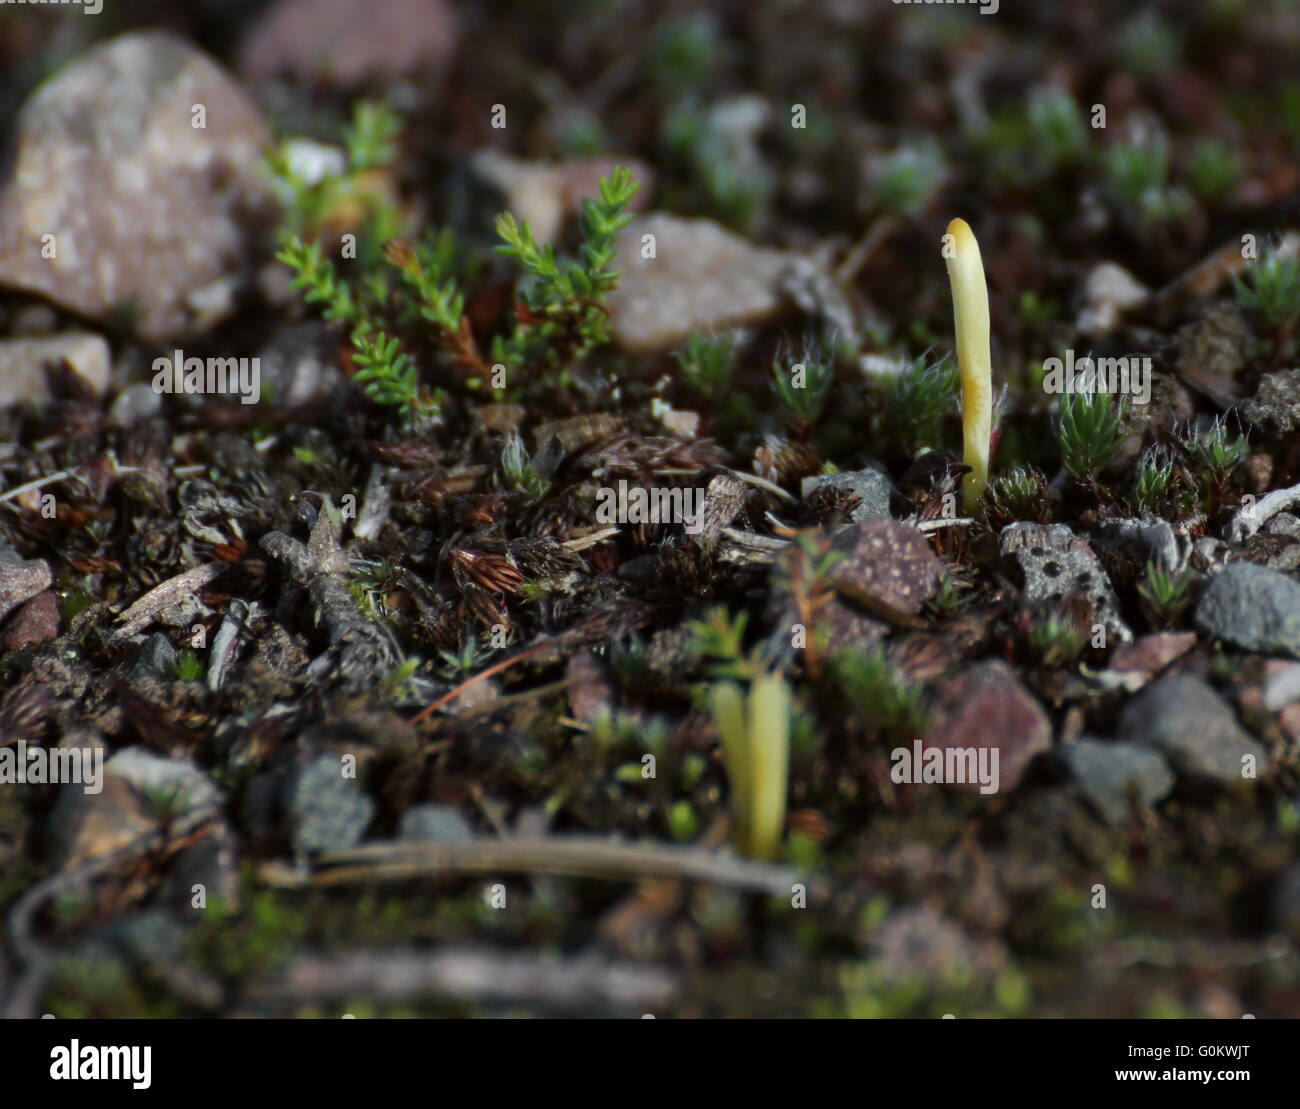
[298,836,798,896]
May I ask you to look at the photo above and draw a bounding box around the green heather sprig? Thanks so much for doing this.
[492,166,640,366]
[276,100,643,418]
[276,237,359,324]
[265,98,405,249]
[350,329,439,421]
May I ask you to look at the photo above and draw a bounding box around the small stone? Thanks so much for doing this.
[1240,369,1300,436]
[1174,301,1252,404]
[159,821,240,912]
[566,651,613,724]
[240,0,459,87]
[0,558,51,624]
[1116,672,1265,783]
[108,382,165,427]
[826,519,941,619]
[608,214,793,353]
[1263,661,1300,711]
[870,905,1006,983]
[0,32,272,341]
[0,590,60,652]
[1266,512,1300,540]
[399,804,473,843]
[1011,543,1132,643]
[920,660,1052,793]
[48,746,223,869]
[1062,737,1174,824]
[0,333,111,408]
[999,521,1074,555]
[1077,262,1149,334]
[1108,631,1197,675]
[1196,562,1300,658]
[129,632,178,684]
[825,595,892,651]
[800,468,892,523]
[286,753,374,854]
[253,322,339,407]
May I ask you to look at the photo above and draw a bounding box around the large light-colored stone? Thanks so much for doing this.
[0,333,110,408]
[0,32,272,340]
[608,214,793,353]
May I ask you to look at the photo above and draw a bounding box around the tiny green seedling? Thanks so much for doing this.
[944,218,994,513]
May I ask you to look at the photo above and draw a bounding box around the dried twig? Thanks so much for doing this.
[295,836,799,895]
[240,945,678,1014]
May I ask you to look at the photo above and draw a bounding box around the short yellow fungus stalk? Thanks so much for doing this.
[711,672,791,861]
[944,217,993,514]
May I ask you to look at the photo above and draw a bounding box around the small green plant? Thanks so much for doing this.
[351,328,441,422]
[975,89,1084,187]
[492,166,640,367]
[1188,418,1248,518]
[648,12,720,96]
[1137,560,1193,629]
[137,782,193,824]
[773,531,845,680]
[1133,448,1175,517]
[883,354,959,456]
[174,648,204,682]
[343,99,402,173]
[711,671,792,860]
[435,634,493,679]
[667,799,700,843]
[1234,250,1300,334]
[830,648,928,742]
[926,573,966,617]
[276,236,359,324]
[676,331,736,401]
[1102,137,1168,207]
[987,465,1051,525]
[1058,388,1126,485]
[771,346,834,427]
[494,429,552,496]
[275,104,641,422]
[1115,10,1181,77]
[1189,419,1248,486]
[1026,89,1087,171]
[1185,138,1240,203]
[1027,616,1084,667]
[264,99,404,246]
[344,578,382,620]
[689,606,762,681]
[388,230,467,335]
[382,657,423,700]
[869,141,946,219]
[1100,135,1192,225]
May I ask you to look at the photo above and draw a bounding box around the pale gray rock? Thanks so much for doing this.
[0,32,272,341]
[609,214,793,353]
